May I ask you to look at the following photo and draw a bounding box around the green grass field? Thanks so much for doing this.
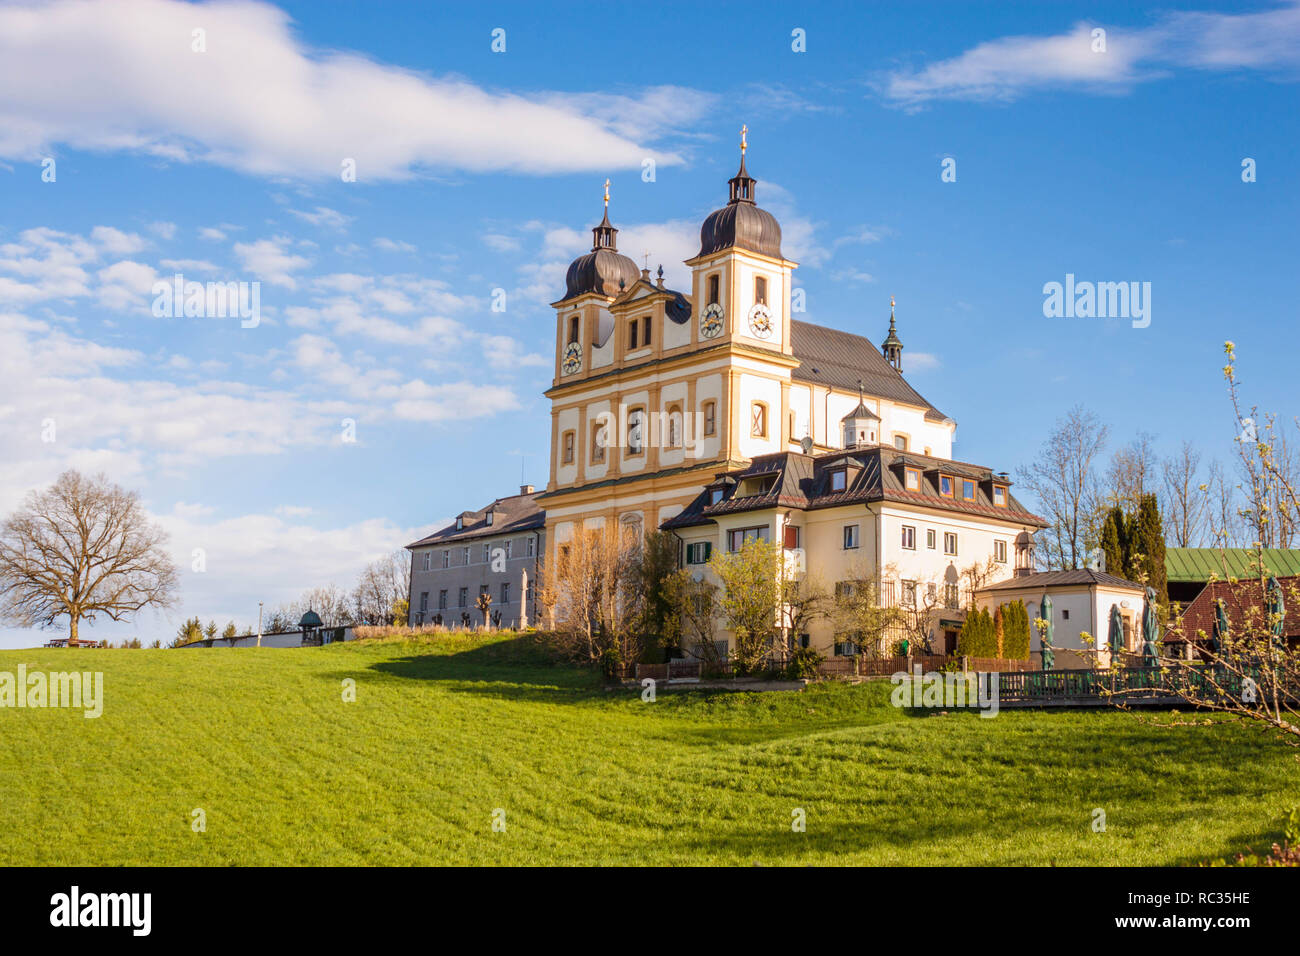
[1,633,1295,865]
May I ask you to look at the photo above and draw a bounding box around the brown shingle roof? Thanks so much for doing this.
[790,320,948,421]
[662,447,1045,530]
[979,569,1144,593]
[407,491,545,548]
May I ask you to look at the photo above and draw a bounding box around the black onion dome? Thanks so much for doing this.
[697,155,783,260]
[564,209,639,299]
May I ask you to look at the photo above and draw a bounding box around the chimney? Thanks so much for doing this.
[520,484,535,496]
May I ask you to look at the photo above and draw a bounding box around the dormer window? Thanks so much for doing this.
[485,511,495,527]
[737,474,776,498]
[961,479,976,500]
[939,474,955,497]
[455,516,464,531]
[709,488,725,506]
[904,467,921,491]
[830,469,847,493]
[992,484,1008,507]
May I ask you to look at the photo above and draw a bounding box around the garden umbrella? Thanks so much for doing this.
[1108,603,1123,659]
[1040,595,1054,670]
[1141,586,1160,667]
[1267,576,1286,653]
[1211,598,1229,656]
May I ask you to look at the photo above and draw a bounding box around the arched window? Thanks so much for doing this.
[568,315,580,345]
[707,274,720,305]
[754,276,767,306]
[751,402,768,438]
[666,405,683,448]
[627,409,645,455]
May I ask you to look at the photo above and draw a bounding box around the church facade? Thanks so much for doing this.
[410,135,1046,656]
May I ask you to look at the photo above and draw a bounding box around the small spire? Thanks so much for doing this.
[881,296,904,372]
[728,125,756,205]
[591,178,618,251]
[656,264,664,288]
[857,378,864,404]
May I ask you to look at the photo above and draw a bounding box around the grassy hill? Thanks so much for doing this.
[0,632,1294,865]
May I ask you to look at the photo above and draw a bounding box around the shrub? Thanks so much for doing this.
[784,646,824,680]
[958,608,998,658]
[1000,600,1031,660]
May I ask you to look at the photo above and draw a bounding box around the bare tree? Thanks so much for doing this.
[1103,431,1160,513]
[1205,458,1243,548]
[538,525,645,672]
[830,561,903,657]
[0,471,178,643]
[665,569,721,662]
[353,549,411,625]
[1017,406,1109,570]
[1161,441,1209,548]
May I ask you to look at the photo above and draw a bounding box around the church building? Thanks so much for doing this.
[410,132,1046,656]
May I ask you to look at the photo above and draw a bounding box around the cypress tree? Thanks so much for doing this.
[1135,492,1168,619]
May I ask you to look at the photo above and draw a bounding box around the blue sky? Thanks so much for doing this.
[1,0,1297,647]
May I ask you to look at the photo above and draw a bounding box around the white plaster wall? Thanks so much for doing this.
[555,406,580,485]
[584,398,612,481]
[692,373,723,460]
[737,373,783,458]
[657,381,690,468]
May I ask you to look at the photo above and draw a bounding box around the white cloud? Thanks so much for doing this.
[0,0,691,180]
[881,5,1300,106]
[91,225,147,256]
[147,221,177,240]
[373,237,416,254]
[289,206,352,230]
[198,226,227,241]
[233,237,311,289]
[905,352,941,372]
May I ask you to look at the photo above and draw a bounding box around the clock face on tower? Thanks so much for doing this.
[748,302,774,339]
[561,341,582,376]
[700,302,724,339]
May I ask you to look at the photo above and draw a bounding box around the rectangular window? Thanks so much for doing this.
[902,580,916,605]
[755,275,767,305]
[438,590,448,610]
[562,431,575,464]
[901,525,916,550]
[994,540,1007,563]
[442,550,449,569]
[726,526,771,552]
[927,582,937,601]
[568,314,580,345]
[905,467,921,491]
[422,552,431,571]
[526,537,536,557]
[783,526,801,549]
[927,529,936,549]
[944,583,959,608]
[628,319,638,350]
[458,587,468,607]
[462,547,471,565]
[642,316,652,347]
[483,543,491,563]
[419,591,429,613]
[708,274,719,305]
[1062,608,1070,621]
[627,409,645,454]
[830,469,847,492]
[843,525,860,549]
[961,479,975,500]
[944,532,958,555]
[505,540,513,559]
[501,583,510,605]
[993,484,1008,507]
[894,435,908,451]
[940,475,954,497]
[835,581,856,600]
[685,542,712,564]
[591,423,606,464]
[708,488,724,505]
[703,401,716,436]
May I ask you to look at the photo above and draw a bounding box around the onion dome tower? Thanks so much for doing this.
[564,179,640,299]
[697,126,783,260]
[881,296,903,371]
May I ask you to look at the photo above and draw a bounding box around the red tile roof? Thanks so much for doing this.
[1165,574,1300,644]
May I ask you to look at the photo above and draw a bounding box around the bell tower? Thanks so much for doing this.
[686,127,796,355]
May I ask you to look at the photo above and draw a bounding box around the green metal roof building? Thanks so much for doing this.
[1166,548,1300,603]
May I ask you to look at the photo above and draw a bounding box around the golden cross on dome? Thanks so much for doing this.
[603,178,610,208]
[740,124,748,155]
[891,295,895,309]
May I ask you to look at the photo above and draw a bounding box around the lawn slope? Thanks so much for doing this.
[0,634,1294,865]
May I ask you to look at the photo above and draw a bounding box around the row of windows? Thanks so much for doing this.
[419,537,535,571]
[418,581,529,612]
[687,523,1007,563]
[560,402,719,465]
[835,579,961,609]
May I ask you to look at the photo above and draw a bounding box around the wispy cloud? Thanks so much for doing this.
[0,0,694,179]
[879,4,1300,107]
